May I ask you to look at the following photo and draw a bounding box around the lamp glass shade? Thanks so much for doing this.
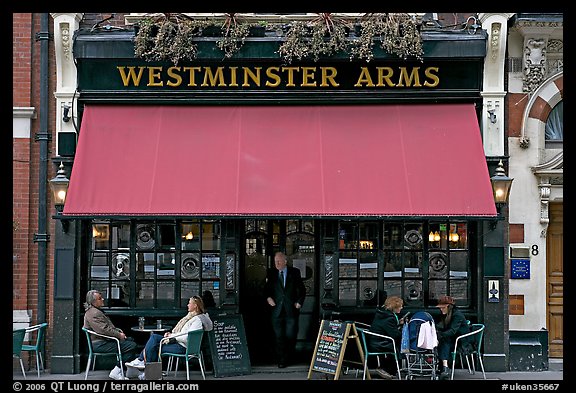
[49,163,70,208]
[490,160,513,205]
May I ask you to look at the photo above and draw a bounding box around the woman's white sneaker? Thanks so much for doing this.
[125,358,146,370]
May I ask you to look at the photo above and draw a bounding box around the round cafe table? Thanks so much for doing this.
[131,325,172,337]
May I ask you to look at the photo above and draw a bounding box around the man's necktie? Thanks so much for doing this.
[279,270,285,287]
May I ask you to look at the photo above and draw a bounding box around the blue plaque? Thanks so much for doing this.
[511,258,530,279]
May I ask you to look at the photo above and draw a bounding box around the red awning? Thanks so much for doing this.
[63,104,497,217]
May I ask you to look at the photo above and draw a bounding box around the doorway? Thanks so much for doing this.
[547,203,563,357]
[239,219,318,365]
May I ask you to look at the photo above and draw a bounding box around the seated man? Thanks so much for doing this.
[83,289,138,380]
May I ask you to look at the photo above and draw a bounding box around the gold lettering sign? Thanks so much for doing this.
[116,66,441,89]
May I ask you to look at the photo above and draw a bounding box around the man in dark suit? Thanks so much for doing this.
[264,251,306,368]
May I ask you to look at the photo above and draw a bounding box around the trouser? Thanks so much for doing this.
[437,338,455,363]
[271,309,298,364]
[140,333,186,363]
[93,337,138,368]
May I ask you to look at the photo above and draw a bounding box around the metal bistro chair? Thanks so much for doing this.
[13,328,27,379]
[159,329,206,380]
[82,327,124,380]
[356,327,402,380]
[450,323,486,380]
[22,322,48,378]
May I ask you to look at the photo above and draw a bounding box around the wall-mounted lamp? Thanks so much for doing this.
[49,162,70,232]
[490,159,513,229]
[62,105,71,123]
[487,109,497,124]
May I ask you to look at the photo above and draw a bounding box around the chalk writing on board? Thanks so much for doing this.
[214,321,243,360]
[208,314,251,378]
[312,320,347,374]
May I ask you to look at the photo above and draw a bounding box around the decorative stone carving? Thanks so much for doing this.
[547,39,563,53]
[490,22,501,61]
[523,38,547,93]
[532,151,563,227]
[61,22,71,61]
[538,179,551,225]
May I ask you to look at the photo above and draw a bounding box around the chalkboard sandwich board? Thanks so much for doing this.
[308,319,365,380]
[208,314,252,378]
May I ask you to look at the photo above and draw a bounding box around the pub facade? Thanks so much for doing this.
[15,13,516,374]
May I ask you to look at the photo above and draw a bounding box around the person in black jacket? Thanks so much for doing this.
[367,295,406,379]
[435,295,470,379]
[264,251,306,368]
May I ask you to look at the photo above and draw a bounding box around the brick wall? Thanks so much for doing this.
[13,13,58,371]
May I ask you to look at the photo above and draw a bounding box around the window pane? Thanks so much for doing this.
[91,252,109,279]
[181,222,200,251]
[450,280,469,304]
[202,221,221,251]
[202,252,220,278]
[92,224,110,250]
[449,251,469,279]
[111,223,130,249]
[383,281,402,299]
[157,281,175,307]
[429,252,448,279]
[158,223,176,248]
[108,283,129,307]
[404,252,422,278]
[157,252,175,278]
[429,222,448,250]
[181,253,200,279]
[360,280,378,306]
[111,252,130,280]
[136,223,156,250]
[384,251,402,277]
[202,285,220,307]
[428,280,448,303]
[383,222,403,249]
[359,222,378,250]
[359,251,377,278]
[135,252,153,279]
[404,223,423,250]
[449,222,467,249]
[545,101,563,141]
[404,280,423,307]
[181,281,200,307]
[339,222,358,249]
[339,251,357,278]
[136,282,154,308]
[339,280,357,306]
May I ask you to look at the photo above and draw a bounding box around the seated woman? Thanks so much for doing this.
[366,295,406,379]
[125,296,213,378]
[435,295,470,380]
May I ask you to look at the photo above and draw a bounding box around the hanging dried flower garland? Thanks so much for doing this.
[133,13,424,64]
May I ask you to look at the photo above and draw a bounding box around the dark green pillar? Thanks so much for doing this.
[481,221,510,372]
[50,220,82,374]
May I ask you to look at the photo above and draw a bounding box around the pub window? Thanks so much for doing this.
[337,220,471,308]
[87,219,222,310]
[338,221,379,307]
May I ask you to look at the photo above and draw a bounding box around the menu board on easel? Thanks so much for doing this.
[308,319,363,380]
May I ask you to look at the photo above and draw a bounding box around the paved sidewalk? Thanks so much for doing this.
[13,359,563,381]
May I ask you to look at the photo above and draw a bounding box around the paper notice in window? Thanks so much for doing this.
[292,259,307,279]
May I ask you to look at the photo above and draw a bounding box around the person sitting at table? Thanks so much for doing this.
[83,289,139,380]
[366,295,406,379]
[125,295,213,378]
